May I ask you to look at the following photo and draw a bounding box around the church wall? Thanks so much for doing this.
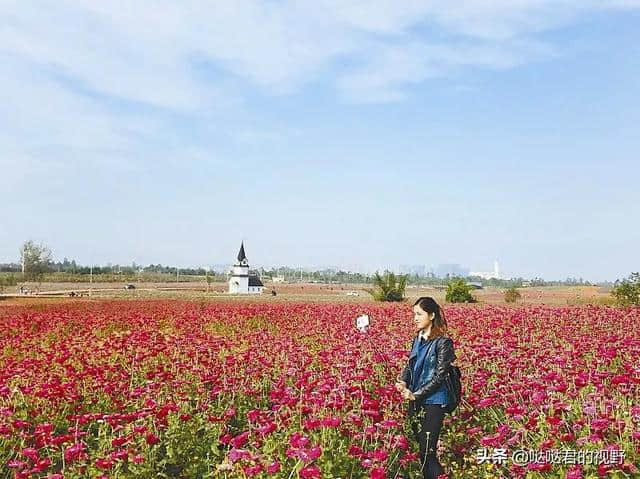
[228,276,249,293]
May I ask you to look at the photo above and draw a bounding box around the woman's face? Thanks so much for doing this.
[413,304,434,331]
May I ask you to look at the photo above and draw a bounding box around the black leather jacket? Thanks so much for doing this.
[400,335,456,402]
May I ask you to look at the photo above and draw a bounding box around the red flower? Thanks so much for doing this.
[21,448,39,461]
[8,459,27,469]
[372,449,388,462]
[303,418,321,431]
[243,464,263,476]
[546,416,562,426]
[289,432,310,448]
[32,458,52,473]
[371,467,385,479]
[299,465,321,479]
[348,445,364,457]
[111,436,128,447]
[392,434,409,450]
[257,422,276,436]
[321,416,341,427]
[111,449,128,461]
[64,443,86,463]
[565,465,584,479]
[96,458,114,470]
[231,431,249,449]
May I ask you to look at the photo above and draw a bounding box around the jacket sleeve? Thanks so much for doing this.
[412,337,456,401]
[399,337,416,386]
[400,361,411,386]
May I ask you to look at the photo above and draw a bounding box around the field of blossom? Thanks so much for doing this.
[0,300,639,479]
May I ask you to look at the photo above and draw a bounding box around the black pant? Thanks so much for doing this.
[408,402,446,479]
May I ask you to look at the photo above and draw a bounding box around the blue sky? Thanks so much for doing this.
[1,1,639,281]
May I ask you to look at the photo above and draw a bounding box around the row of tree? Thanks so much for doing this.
[3,241,636,304]
[366,271,640,306]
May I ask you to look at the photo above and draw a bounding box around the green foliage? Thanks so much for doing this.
[445,278,477,303]
[148,410,224,478]
[365,271,407,302]
[20,240,53,283]
[611,272,640,306]
[504,286,522,303]
[0,273,18,293]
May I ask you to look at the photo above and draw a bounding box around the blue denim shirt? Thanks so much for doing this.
[409,336,449,406]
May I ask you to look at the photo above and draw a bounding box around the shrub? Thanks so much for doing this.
[504,286,522,303]
[445,278,477,303]
[365,271,407,302]
[0,274,17,294]
[611,272,640,306]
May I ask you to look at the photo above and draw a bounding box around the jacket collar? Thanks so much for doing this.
[409,332,426,359]
[409,332,442,359]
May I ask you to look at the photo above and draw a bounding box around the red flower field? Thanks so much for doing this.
[0,300,639,478]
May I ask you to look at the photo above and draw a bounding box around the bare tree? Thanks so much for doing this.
[20,240,53,291]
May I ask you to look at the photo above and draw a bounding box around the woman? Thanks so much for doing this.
[395,297,456,479]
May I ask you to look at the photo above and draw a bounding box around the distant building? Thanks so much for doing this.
[272,276,285,283]
[399,264,426,277]
[228,242,264,294]
[470,260,503,280]
[435,263,470,278]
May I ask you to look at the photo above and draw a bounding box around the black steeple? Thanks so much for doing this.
[237,242,247,263]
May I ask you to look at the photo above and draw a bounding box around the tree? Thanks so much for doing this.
[365,271,407,302]
[504,286,522,303]
[445,278,477,303]
[611,272,640,306]
[20,240,53,286]
[205,269,214,293]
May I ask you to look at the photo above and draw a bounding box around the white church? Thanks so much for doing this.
[228,242,265,294]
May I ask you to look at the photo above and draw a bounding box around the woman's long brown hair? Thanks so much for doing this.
[413,296,448,339]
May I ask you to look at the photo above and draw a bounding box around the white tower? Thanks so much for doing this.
[493,259,500,279]
[228,242,249,294]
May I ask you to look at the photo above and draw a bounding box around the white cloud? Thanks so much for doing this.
[2,0,637,109]
[0,0,637,175]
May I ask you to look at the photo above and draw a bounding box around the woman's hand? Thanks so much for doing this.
[395,380,415,401]
[401,388,415,401]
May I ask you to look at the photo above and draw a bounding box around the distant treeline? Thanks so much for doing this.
[258,266,601,287]
[0,261,606,287]
[0,259,215,276]
[0,259,220,284]
[0,272,209,284]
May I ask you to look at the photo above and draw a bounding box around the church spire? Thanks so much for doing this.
[237,241,247,263]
